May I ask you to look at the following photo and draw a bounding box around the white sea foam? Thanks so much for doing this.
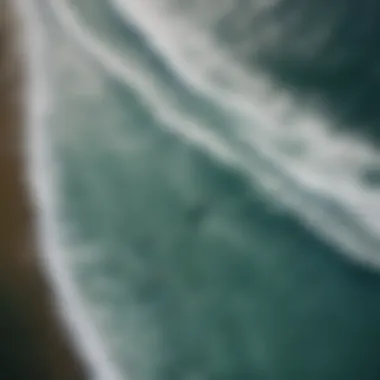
[14,1,123,379]
[15,0,380,378]
[108,0,380,197]
[49,0,380,268]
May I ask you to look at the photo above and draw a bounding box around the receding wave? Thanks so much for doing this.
[17,0,380,379]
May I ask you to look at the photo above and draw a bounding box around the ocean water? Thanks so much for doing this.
[17,0,380,379]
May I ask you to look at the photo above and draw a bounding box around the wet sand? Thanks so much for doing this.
[0,3,87,379]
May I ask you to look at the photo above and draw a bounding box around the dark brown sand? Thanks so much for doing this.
[0,3,87,379]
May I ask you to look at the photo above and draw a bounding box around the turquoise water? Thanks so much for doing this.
[20,0,380,379]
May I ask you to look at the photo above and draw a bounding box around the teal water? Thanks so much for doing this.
[20,0,380,379]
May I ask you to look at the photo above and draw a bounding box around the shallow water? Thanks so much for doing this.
[18,0,380,379]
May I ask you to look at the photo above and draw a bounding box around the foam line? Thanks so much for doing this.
[14,1,380,379]
[49,0,380,269]
[11,0,380,380]
[13,1,123,379]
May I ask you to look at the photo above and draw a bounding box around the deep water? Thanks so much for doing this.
[20,0,380,379]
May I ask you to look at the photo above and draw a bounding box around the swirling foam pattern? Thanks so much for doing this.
[18,0,380,379]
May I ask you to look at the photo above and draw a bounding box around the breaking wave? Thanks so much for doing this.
[17,0,380,379]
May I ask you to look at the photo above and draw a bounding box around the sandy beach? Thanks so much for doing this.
[0,2,86,379]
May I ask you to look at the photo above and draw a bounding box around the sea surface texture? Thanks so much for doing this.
[19,1,380,379]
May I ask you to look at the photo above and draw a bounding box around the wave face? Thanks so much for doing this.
[20,0,380,379]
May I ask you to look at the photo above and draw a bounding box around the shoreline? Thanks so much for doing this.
[0,2,87,379]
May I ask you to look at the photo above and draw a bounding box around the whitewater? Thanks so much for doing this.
[15,0,380,379]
